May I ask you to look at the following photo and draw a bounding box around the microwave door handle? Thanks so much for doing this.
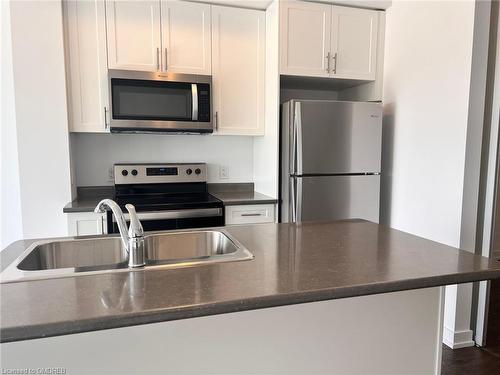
[191,84,198,121]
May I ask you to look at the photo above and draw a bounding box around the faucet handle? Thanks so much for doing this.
[125,204,144,238]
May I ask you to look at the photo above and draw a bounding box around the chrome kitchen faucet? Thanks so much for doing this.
[95,199,146,268]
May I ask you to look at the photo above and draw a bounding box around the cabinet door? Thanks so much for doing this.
[212,6,265,135]
[331,6,379,80]
[280,0,331,77]
[67,213,107,236]
[64,0,109,133]
[161,1,211,75]
[106,0,161,71]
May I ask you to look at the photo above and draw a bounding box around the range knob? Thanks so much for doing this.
[131,169,138,176]
[195,168,201,175]
[121,170,128,176]
[186,168,193,175]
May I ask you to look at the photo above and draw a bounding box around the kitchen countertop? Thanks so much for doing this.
[63,184,276,213]
[2,219,500,343]
[209,190,277,205]
[63,186,114,213]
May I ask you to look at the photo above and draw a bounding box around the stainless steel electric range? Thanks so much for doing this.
[107,163,223,233]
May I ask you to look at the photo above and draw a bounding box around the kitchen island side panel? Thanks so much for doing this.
[1,286,444,375]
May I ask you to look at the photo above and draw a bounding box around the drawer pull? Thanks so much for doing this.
[240,213,263,217]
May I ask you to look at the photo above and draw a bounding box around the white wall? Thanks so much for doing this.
[72,133,254,186]
[381,0,475,348]
[6,1,72,240]
[0,0,23,248]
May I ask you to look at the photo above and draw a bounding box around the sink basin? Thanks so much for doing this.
[145,231,240,264]
[0,229,253,283]
[18,237,127,272]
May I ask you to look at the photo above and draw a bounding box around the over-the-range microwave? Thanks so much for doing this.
[108,69,212,134]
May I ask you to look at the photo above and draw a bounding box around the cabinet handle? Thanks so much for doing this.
[241,213,263,217]
[156,47,160,71]
[215,111,219,130]
[332,52,338,74]
[104,107,108,129]
[164,48,168,71]
[326,52,331,73]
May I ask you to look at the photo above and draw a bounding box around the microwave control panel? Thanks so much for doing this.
[197,83,211,122]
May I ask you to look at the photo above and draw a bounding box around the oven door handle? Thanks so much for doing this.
[191,83,198,121]
[114,208,222,222]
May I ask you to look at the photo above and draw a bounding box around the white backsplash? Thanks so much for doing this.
[71,133,254,186]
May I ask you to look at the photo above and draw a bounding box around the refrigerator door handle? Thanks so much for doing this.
[291,178,296,222]
[291,104,297,174]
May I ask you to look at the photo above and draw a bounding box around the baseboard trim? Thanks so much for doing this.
[443,326,475,349]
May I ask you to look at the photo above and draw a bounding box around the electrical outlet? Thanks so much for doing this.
[220,166,229,180]
[107,167,114,182]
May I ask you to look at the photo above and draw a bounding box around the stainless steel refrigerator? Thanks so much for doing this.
[281,99,382,223]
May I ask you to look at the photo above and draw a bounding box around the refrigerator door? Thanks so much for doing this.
[292,175,380,223]
[292,100,382,175]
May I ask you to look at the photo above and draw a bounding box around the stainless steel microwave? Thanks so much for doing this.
[108,70,212,133]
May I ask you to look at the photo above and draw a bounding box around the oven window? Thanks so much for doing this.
[111,78,192,121]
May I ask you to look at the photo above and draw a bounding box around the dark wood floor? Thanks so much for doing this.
[441,275,500,374]
[441,345,500,375]
[486,278,500,357]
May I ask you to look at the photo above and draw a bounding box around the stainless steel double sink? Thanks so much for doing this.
[0,230,253,283]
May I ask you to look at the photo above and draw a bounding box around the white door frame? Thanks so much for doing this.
[475,0,500,347]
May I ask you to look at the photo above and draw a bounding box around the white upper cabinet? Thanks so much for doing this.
[161,1,211,74]
[64,0,109,133]
[331,5,379,80]
[280,1,381,81]
[106,0,161,71]
[280,0,331,77]
[212,6,265,135]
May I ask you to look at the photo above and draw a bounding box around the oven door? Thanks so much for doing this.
[108,70,212,133]
[108,208,224,233]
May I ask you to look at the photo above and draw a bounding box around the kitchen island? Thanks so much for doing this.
[2,220,500,374]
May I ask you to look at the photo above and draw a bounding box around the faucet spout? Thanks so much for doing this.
[94,199,146,268]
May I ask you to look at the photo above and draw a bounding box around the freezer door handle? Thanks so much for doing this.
[290,177,303,223]
[296,177,303,222]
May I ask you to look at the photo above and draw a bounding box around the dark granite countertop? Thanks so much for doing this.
[2,220,500,343]
[63,186,114,213]
[210,190,277,205]
[63,184,276,213]
[208,182,277,206]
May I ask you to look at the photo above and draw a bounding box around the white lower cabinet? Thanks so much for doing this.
[67,212,107,236]
[225,204,275,225]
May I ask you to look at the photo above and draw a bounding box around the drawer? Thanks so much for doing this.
[225,204,275,225]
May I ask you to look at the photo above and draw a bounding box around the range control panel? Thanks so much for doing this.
[114,163,207,185]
